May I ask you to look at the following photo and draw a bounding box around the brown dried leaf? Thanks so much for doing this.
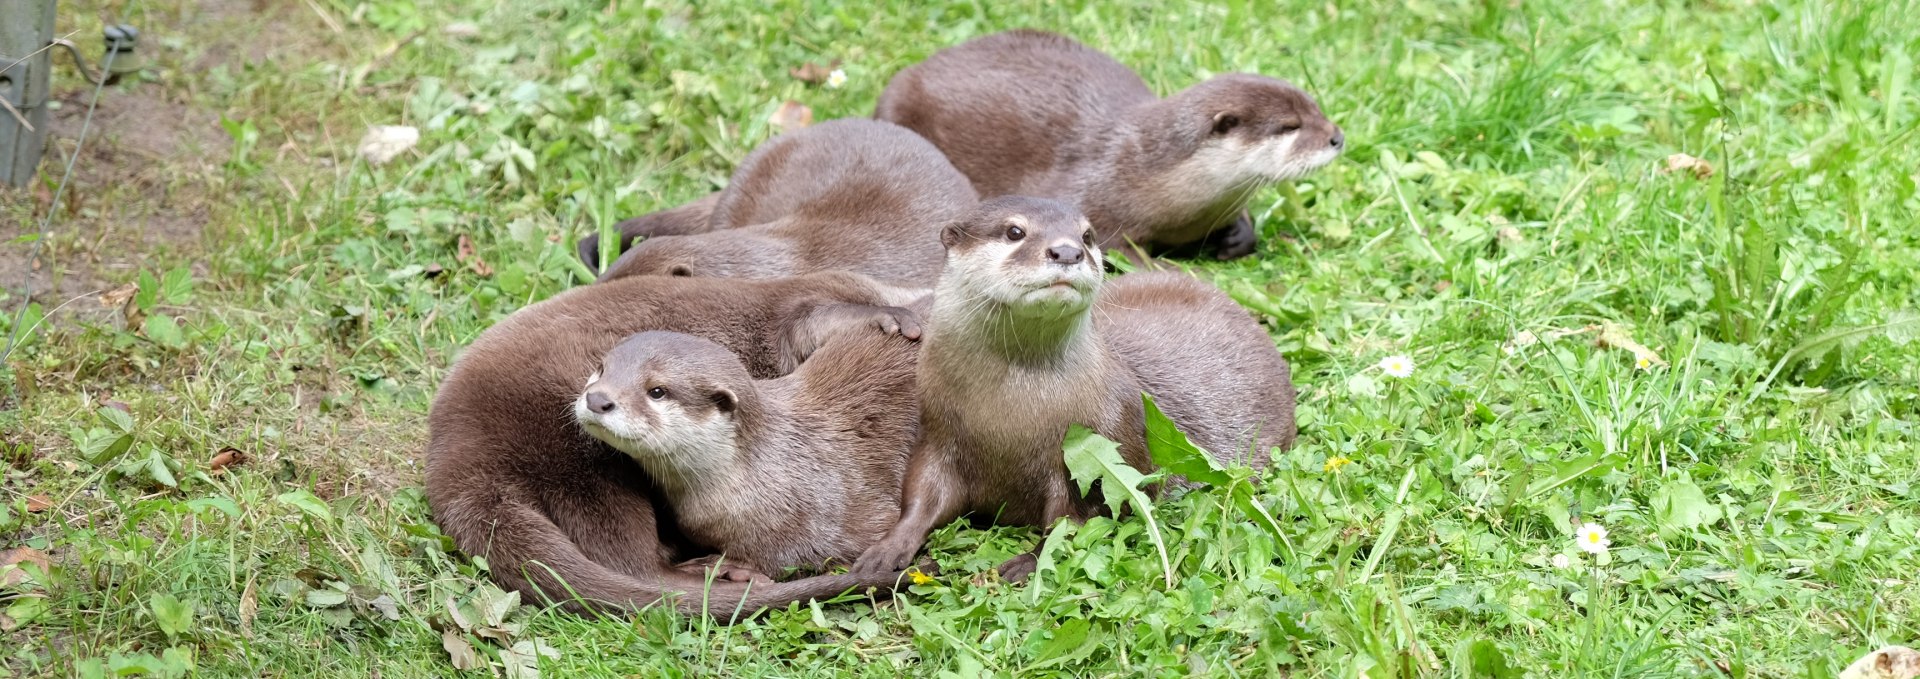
[238,576,259,636]
[0,613,15,632]
[104,400,131,413]
[1595,322,1666,367]
[1840,646,1920,679]
[98,282,138,310]
[1661,153,1714,179]
[769,100,814,131]
[789,59,842,84]
[209,447,248,472]
[456,235,493,276]
[23,495,52,513]
[424,263,445,278]
[1,547,53,588]
[442,629,484,670]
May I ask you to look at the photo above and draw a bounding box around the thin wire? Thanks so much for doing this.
[2,47,119,367]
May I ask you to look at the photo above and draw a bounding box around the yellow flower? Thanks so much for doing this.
[1323,456,1353,473]
[1378,355,1414,378]
[906,568,935,586]
[1635,354,1653,371]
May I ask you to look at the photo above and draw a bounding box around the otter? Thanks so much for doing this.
[579,193,721,274]
[575,322,920,583]
[874,29,1343,261]
[425,272,928,620]
[593,119,977,285]
[848,196,1295,579]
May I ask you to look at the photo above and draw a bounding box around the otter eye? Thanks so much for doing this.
[647,387,668,400]
[1082,230,1094,245]
[1277,124,1301,135]
[1212,114,1241,135]
[1006,225,1026,241]
[668,265,691,277]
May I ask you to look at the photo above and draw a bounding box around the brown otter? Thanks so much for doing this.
[595,119,976,287]
[848,196,1295,578]
[425,272,928,619]
[575,322,920,583]
[579,193,722,274]
[875,29,1343,261]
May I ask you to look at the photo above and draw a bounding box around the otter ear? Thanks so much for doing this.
[710,388,737,414]
[939,223,965,250]
[1211,112,1241,135]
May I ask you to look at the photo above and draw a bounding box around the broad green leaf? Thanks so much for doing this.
[149,593,193,638]
[146,449,180,488]
[1030,618,1093,667]
[304,588,349,608]
[275,489,335,522]
[79,430,135,465]
[1452,637,1521,679]
[161,268,193,304]
[1653,480,1723,532]
[1141,394,1228,486]
[99,406,134,433]
[144,314,186,349]
[185,497,240,519]
[1060,426,1171,587]
[135,270,159,312]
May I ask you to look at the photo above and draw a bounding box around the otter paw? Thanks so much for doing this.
[995,553,1039,583]
[1213,211,1258,260]
[871,306,924,342]
[850,541,918,576]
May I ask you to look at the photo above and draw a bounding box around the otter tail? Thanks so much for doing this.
[463,497,909,622]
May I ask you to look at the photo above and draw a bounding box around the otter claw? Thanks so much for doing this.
[995,553,1039,583]
[1213,210,1258,260]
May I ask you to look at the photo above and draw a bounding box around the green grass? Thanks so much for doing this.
[3,0,1918,676]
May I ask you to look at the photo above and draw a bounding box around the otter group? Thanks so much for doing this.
[427,29,1339,620]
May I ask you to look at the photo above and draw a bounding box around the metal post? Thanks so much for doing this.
[2,0,58,187]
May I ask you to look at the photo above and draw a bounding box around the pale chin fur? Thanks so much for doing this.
[938,239,1103,317]
[1186,133,1339,192]
[572,390,738,490]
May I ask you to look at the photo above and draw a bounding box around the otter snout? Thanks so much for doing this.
[585,391,616,414]
[1045,243,1085,265]
[1329,128,1345,150]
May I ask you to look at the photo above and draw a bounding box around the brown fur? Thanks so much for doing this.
[875,30,1343,260]
[850,196,1295,577]
[425,272,925,619]
[593,119,976,284]
[577,322,921,580]
[580,192,722,274]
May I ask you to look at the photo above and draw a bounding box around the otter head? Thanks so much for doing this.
[1170,73,1344,186]
[601,232,794,281]
[937,196,1104,319]
[574,332,756,491]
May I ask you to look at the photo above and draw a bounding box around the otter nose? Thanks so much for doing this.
[1046,243,1085,265]
[1329,130,1345,149]
[585,392,616,414]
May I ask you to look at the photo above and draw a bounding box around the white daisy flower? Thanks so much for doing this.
[1377,355,1414,379]
[1576,522,1611,555]
[825,69,848,89]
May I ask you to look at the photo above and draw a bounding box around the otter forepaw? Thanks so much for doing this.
[870,306,924,342]
[850,541,919,576]
[1213,210,1258,260]
[995,553,1039,583]
[675,555,772,584]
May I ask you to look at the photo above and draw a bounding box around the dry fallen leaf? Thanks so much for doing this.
[209,447,248,472]
[98,282,137,310]
[239,575,259,636]
[1840,646,1920,679]
[1,547,53,588]
[358,125,421,166]
[456,235,494,277]
[770,100,813,131]
[1595,322,1666,367]
[23,495,52,513]
[0,613,15,632]
[1661,153,1714,179]
[789,59,842,84]
[443,629,484,670]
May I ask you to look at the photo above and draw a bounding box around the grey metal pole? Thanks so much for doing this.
[1,0,58,187]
